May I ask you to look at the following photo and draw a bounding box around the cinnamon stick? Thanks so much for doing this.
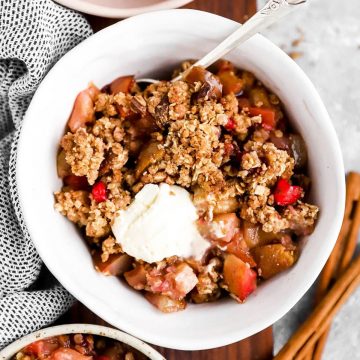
[315,173,360,302]
[274,248,360,359]
[275,173,360,359]
[296,273,360,359]
[309,172,360,359]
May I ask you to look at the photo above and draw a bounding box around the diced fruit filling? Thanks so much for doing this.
[13,334,147,360]
[248,107,276,130]
[223,254,257,302]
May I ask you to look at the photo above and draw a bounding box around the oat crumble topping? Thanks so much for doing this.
[61,128,105,185]
[54,60,319,312]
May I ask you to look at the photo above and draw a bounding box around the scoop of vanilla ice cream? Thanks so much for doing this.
[111,183,209,263]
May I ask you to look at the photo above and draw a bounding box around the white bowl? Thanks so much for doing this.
[16,9,345,351]
[0,324,164,360]
[54,0,193,18]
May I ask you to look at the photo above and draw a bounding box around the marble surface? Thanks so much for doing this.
[256,0,360,358]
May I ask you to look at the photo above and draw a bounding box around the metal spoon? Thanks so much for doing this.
[137,0,306,85]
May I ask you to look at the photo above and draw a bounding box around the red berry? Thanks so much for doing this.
[273,178,303,206]
[92,181,107,202]
[225,117,236,131]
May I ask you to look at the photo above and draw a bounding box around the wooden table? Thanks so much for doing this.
[60,1,274,359]
[85,0,257,32]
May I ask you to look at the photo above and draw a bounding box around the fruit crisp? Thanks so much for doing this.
[13,333,148,360]
[55,60,319,312]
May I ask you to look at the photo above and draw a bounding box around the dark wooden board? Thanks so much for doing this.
[86,0,257,32]
[57,302,273,360]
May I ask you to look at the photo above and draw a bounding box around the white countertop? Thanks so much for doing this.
[256,0,360,358]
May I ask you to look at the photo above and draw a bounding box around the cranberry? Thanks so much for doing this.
[92,181,107,202]
[225,117,236,131]
[273,178,303,206]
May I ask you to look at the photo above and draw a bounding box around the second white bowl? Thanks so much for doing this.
[0,324,164,360]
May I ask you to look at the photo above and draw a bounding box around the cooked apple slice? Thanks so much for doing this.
[198,213,240,244]
[252,244,298,279]
[223,254,257,302]
[57,150,71,178]
[109,75,135,94]
[93,252,132,276]
[67,84,99,133]
[135,141,165,178]
[226,231,256,267]
[218,71,243,95]
[145,292,186,313]
[124,265,147,290]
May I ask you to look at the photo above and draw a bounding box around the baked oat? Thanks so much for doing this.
[55,60,319,313]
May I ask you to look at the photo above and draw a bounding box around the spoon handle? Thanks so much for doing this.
[175,0,306,80]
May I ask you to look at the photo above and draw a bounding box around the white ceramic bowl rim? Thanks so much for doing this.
[16,9,345,351]
[55,0,193,18]
[0,324,164,360]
